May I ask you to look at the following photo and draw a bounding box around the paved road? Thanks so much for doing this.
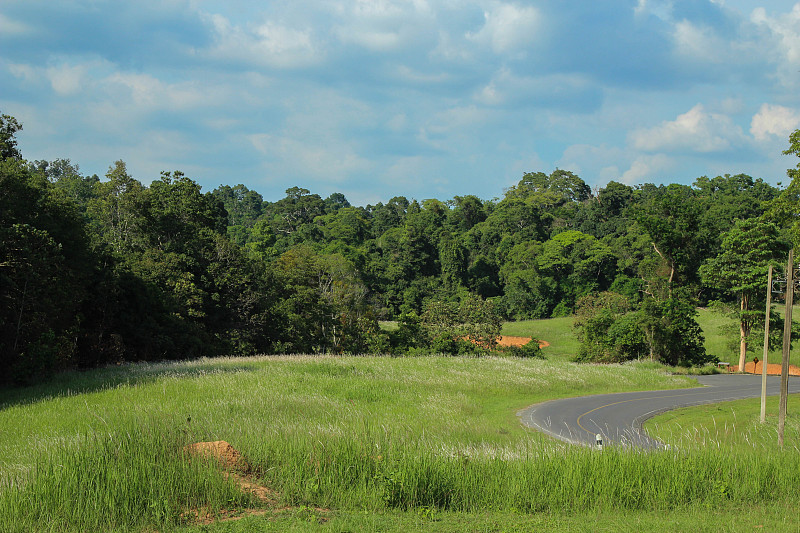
[518,374,800,449]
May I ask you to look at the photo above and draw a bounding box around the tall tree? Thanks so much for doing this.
[700,219,788,371]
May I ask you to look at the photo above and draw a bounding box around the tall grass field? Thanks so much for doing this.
[1,310,799,531]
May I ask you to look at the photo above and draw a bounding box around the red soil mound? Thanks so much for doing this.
[185,440,251,474]
[183,441,329,525]
[730,361,800,376]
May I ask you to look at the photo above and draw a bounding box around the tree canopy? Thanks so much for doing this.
[2,109,798,383]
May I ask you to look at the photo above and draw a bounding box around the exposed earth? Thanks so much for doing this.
[495,336,550,348]
[731,360,800,376]
[183,440,330,525]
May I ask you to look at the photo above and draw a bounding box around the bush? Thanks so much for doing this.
[499,340,545,359]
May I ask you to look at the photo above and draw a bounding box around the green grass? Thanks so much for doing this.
[0,356,697,531]
[646,394,800,451]
[5,306,800,531]
[501,316,580,360]
[179,501,800,532]
[2,354,800,532]
[697,304,800,367]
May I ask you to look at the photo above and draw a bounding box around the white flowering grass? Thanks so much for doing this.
[2,355,796,531]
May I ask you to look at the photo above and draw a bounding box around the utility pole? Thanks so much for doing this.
[761,264,772,424]
[779,249,793,446]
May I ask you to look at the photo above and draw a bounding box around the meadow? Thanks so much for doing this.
[1,310,799,532]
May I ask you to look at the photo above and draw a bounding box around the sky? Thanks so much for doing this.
[2,0,800,206]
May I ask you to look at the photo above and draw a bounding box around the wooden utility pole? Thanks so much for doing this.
[761,265,773,424]
[779,249,793,446]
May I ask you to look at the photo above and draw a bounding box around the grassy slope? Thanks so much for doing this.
[646,394,800,450]
[697,305,800,367]
[0,356,699,532]
[4,306,800,531]
[501,316,579,361]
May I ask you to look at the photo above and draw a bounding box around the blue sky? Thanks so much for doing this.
[2,0,800,206]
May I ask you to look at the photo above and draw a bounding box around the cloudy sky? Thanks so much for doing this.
[2,0,800,205]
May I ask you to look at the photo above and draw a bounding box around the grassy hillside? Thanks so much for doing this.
[1,354,799,532]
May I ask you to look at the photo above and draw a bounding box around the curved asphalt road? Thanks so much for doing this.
[518,374,800,449]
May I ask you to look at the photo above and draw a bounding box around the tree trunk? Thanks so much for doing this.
[738,294,747,373]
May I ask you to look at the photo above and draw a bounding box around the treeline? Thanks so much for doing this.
[2,112,799,383]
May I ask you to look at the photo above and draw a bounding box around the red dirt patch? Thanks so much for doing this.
[495,336,550,349]
[185,440,251,474]
[183,441,329,525]
[731,361,800,376]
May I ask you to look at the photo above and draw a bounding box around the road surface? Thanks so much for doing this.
[518,373,800,449]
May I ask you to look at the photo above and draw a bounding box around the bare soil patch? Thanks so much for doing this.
[495,336,550,349]
[731,361,800,376]
[183,440,329,525]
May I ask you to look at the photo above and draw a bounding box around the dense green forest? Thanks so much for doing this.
[3,111,800,384]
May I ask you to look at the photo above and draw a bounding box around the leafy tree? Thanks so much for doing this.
[272,246,377,354]
[640,291,709,366]
[87,161,150,254]
[0,119,94,381]
[700,219,788,371]
[574,292,641,362]
[420,293,502,353]
[0,113,22,160]
[323,192,351,213]
[637,184,708,294]
[269,186,326,236]
[446,194,487,232]
[212,184,263,226]
[767,129,800,248]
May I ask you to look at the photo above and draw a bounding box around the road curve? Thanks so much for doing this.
[518,374,800,449]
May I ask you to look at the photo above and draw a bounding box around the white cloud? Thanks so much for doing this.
[394,65,450,84]
[46,64,89,95]
[620,154,673,184]
[751,4,800,85]
[673,20,727,63]
[466,3,540,54]
[474,69,592,108]
[0,13,32,35]
[557,143,627,185]
[106,72,197,108]
[751,4,800,63]
[248,133,371,181]
[630,104,744,153]
[424,105,492,139]
[750,103,800,141]
[7,62,40,84]
[206,14,320,68]
[332,0,436,52]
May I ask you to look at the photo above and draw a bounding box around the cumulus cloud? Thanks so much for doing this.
[3,0,800,201]
[205,14,320,68]
[620,154,673,184]
[751,4,800,64]
[466,3,540,55]
[673,19,728,64]
[750,4,800,87]
[630,104,745,153]
[750,103,800,142]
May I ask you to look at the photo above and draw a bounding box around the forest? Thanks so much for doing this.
[3,110,800,384]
